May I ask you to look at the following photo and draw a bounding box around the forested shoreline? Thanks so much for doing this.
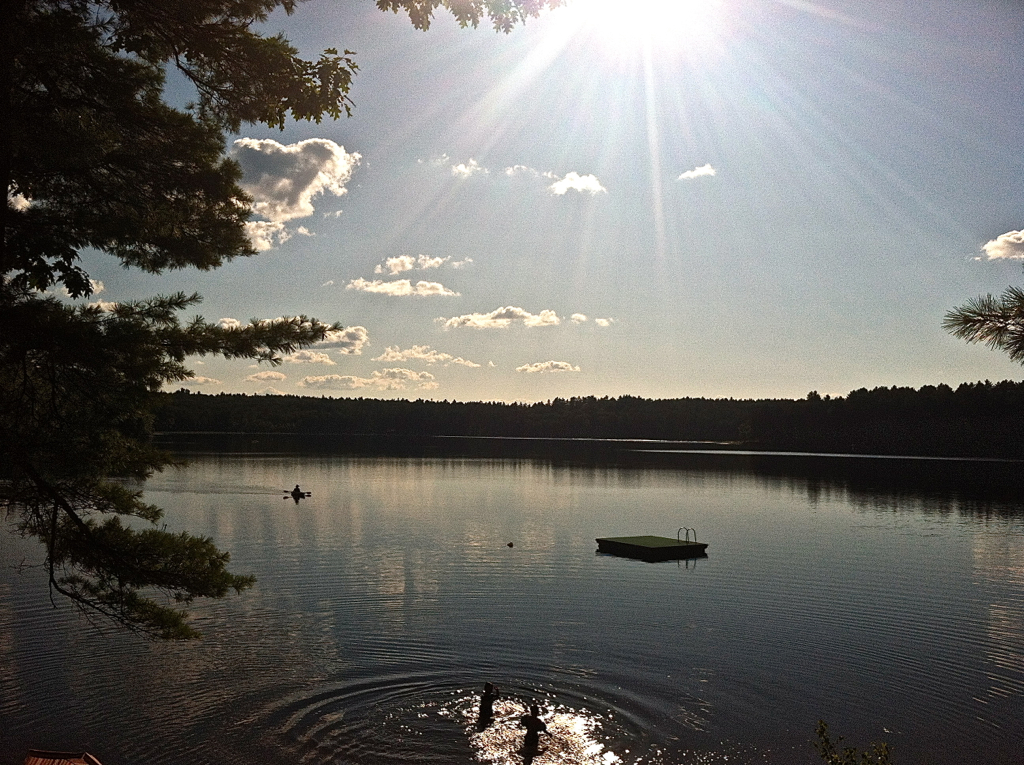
[155,379,1024,459]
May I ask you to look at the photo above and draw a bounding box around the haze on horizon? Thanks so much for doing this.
[79,0,1024,403]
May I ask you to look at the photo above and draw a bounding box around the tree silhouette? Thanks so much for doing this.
[944,286,1024,363]
[1,0,558,638]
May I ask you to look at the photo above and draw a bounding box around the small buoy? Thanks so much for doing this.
[507,542,514,548]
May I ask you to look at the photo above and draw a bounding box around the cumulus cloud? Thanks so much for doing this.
[505,164,540,178]
[516,360,581,373]
[373,345,481,367]
[375,255,415,275]
[570,313,588,324]
[247,370,287,382]
[286,350,336,365]
[548,172,607,196]
[233,138,360,223]
[980,230,1024,260]
[51,279,105,300]
[182,375,221,385]
[451,159,488,178]
[245,220,291,251]
[298,368,438,391]
[594,317,615,327]
[439,306,560,329]
[678,163,716,180]
[374,254,451,275]
[218,317,243,330]
[257,386,286,395]
[10,193,31,211]
[88,300,118,312]
[347,278,459,297]
[319,326,369,355]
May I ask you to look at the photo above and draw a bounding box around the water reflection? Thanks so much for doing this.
[3,450,1024,765]
[452,694,622,765]
[973,529,1024,708]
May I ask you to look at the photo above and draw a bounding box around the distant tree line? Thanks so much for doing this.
[155,379,1024,459]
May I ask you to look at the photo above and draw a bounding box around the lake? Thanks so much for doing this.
[2,446,1023,764]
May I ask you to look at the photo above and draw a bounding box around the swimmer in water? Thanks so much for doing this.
[520,704,547,752]
[476,682,499,731]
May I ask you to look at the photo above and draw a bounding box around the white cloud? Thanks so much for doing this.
[233,138,360,223]
[678,163,716,180]
[571,313,588,324]
[440,306,560,329]
[285,350,336,365]
[594,317,615,327]
[254,316,318,329]
[182,375,221,385]
[505,164,540,177]
[321,280,335,287]
[218,317,242,330]
[516,360,581,373]
[450,257,474,269]
[374,254,451,275]
[347,278,459,297]
[548,172,607,196]
[980,230,1024,260]
[506,165,614,196]
[373,345,481,367]
[257,386,286,395]
[375,255,414,275]
[298,368,438,391]
[245,220,291,251]
[451,158,487,178]
[319,326,369,355]
[50,279,105,300]
[88,300,118,312]
[247,370,287,382]
[10,193,31,211]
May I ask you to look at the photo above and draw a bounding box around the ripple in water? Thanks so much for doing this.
[262,678,634,764]
[259,675,774,765]
[445,695,622,765]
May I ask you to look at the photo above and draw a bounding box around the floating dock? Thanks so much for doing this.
[596,535,708,561]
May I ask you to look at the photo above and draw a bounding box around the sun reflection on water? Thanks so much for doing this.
[440,693,623,765]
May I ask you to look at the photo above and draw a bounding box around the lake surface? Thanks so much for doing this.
[2,448,1024,764]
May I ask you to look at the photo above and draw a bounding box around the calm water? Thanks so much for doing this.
[2,450,1024,764]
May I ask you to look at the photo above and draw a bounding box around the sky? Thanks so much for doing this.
[83,0,1024,403]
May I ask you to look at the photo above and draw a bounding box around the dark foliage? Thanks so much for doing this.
[155,379,1024,459]
[1,0,559,638]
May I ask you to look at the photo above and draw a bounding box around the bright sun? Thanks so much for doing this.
[554,0,724,56]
